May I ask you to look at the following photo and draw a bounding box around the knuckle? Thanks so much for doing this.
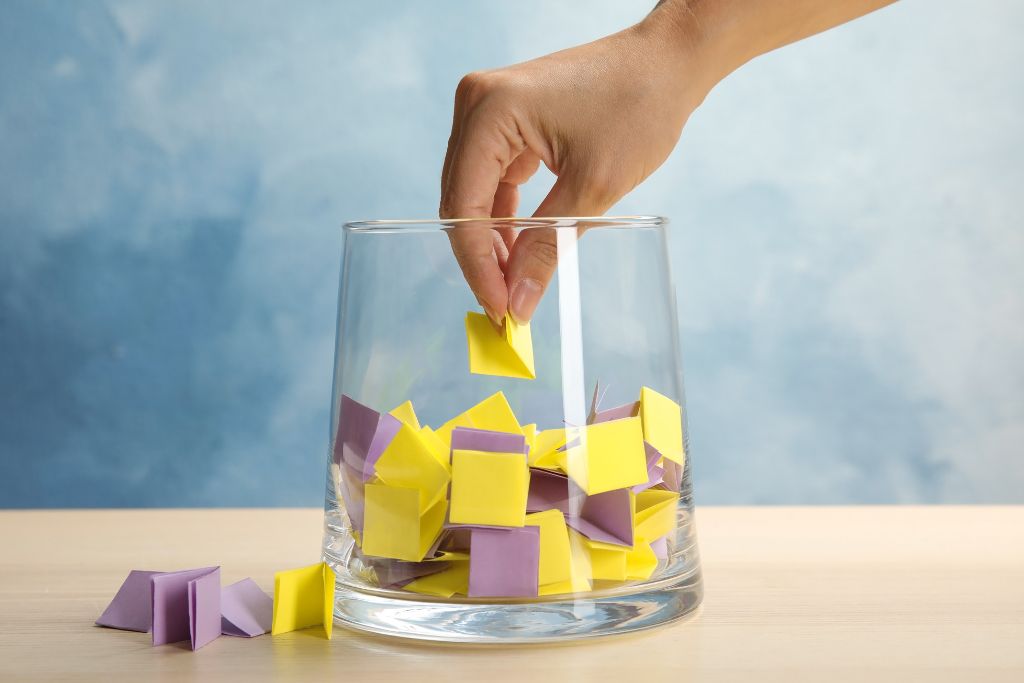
[528,234,559,269]
[456,71,496,103]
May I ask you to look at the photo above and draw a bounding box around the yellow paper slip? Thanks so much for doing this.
[466,311,536,379]
[389,400,421,430]
[561,417,648,495]
[404,563,470,598]
[639,386,685,466]
[577,534,628,582]
[634,489,679,541]
[449,449,529,527]
[625,540,659,580]
[526,509,572,586]
[271,562,336,639]
[435,391,524,448]
[362,483,447,562]
[373,424,451,512]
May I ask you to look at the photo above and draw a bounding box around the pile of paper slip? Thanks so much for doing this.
[333,378,686,598]
[96,562,339,649]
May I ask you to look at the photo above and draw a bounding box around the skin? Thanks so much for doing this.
[440,0,897,326]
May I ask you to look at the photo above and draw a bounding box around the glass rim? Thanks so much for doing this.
[343,215,666,232]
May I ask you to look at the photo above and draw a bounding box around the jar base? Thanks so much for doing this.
[330,571,703,643]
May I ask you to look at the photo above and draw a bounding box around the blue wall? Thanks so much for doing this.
[1,0,1021,506]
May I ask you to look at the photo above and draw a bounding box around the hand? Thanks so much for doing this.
[439,6,708,325]
[439,0,896,325]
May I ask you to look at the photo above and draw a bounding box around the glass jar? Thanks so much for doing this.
[322,217,703,642]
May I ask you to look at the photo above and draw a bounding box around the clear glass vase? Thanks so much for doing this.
[322,217,703,642]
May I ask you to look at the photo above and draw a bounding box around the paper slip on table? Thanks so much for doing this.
[1,507,1021,682]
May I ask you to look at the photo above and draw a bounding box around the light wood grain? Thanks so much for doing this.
[1,507,1022,682]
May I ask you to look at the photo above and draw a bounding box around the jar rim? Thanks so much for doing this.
[343,215,666,232]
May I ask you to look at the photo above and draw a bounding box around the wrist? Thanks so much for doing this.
[636,0,749,105]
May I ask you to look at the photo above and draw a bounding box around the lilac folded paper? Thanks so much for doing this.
[334,395,402,481]
[633,442,665,494]
[468,527,540,598]
[451,427,527,455]
[587,381,639,424]
[152,566,221,650]
[95,570,161,632]
[592,401,640,424]
[661,457,683,492]
[587,381,609,423]
[650,536,670,560]
[221,578,273,638]
[188,570,222,649]
[565,488,634,547]
[526,468,573,513]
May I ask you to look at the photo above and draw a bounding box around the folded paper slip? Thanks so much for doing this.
[466,311,535,379]
[639,386,685,466]
[468,526,541,597]
[335,395,403,481]
[449,448,530,527]
[221,578,273,637]
[95,569,161,633]
[152,566,221,650]
[362,483,447,561]
[271,562,336,639]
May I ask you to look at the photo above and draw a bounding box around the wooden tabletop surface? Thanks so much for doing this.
[1,507,1021,682]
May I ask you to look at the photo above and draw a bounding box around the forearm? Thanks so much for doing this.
[643,0,897,96]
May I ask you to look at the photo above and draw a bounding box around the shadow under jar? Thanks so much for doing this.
[322,217,703,642]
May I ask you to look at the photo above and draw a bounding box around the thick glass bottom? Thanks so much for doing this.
[331,570,702,643]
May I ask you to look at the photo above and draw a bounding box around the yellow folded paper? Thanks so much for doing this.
[561,417,648,495]
[389,400,421,430]
[403,562,470,598]
[373,424,451,512]
[362,483,447,562]
[526,509,572,587]
[541,530,594,595]
[271,561,336,639]
[625,540,659,580]
[466,311,536,379]
[634,489,679,541]
[530,428,570,469]
[435,391,524,449]
[578,535,628,582]
[639,386,685,466]
[449,448,529,527]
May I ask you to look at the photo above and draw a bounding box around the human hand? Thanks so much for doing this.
[439,5,710,325]
[440,0,896,325]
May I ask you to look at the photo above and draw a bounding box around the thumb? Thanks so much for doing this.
[505,174,604,324]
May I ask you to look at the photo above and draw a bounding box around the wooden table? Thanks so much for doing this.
[1,507,1021,682]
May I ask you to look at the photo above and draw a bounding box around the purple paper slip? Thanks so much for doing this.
[451,427,527,455]
[151,566,220,648]
[188,569,221,650]
[468,527,540,598]
[565,488,634,547]
[633,442,666,493]
[95,570,161,632]
[221,578,273,638]
[591,402,640,424]
[526,468,572,513]
[372,558,450,587]
[362,413,402,481]
[651,536,670,560]
[335,395,401,482]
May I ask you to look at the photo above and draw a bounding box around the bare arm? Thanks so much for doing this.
[441,0,897,325]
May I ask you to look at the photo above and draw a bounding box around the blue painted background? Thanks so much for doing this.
[1,0,1021,507]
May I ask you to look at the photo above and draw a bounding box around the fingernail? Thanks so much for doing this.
[509,278,542,325]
